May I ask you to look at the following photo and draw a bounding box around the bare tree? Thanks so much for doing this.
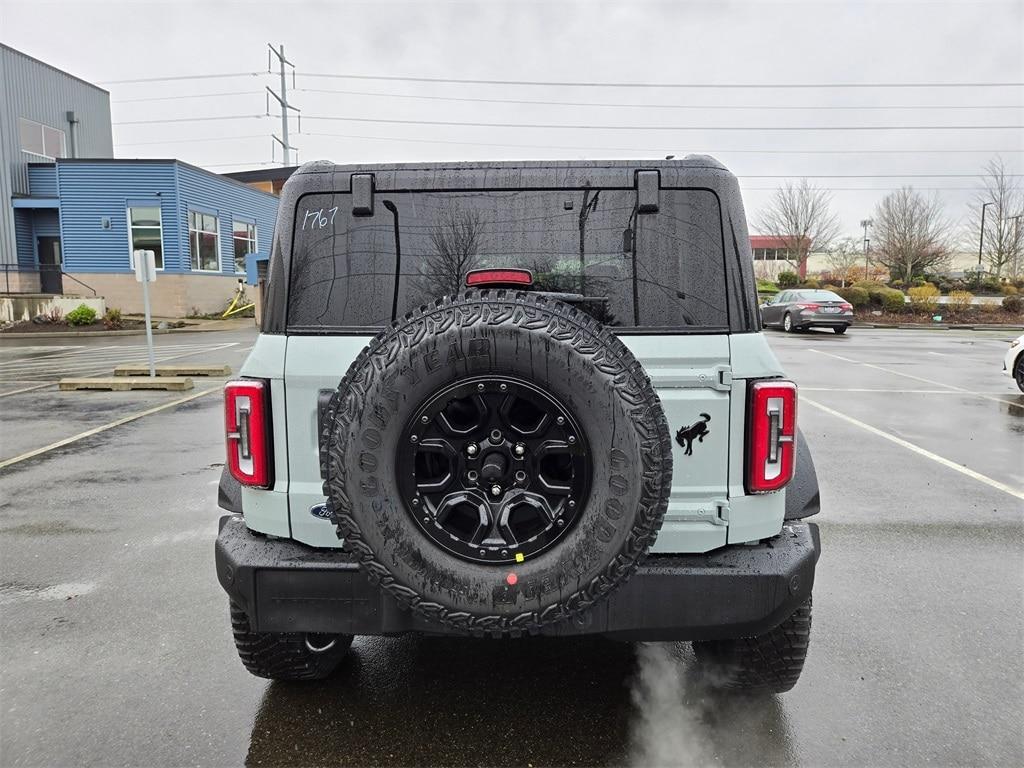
[419,202,486,297]
[970,157,1024,278]
[755,180,841,275]
[823,236,863,287]
[871,187,953,283]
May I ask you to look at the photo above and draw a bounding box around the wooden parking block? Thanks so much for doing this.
[113,364,231,377]
[59,376,194,392]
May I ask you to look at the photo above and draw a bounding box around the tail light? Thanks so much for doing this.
[840,303,853,311]
[465,268,533,288]
[225,379,273,489]
[746,380,797,494]
[795,302,820,312]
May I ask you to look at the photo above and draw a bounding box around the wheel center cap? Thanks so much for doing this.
[479,451,507,481]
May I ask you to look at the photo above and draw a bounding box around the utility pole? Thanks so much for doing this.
[267,44,300,166]
[860,218,872,280]
[977,201,994,271]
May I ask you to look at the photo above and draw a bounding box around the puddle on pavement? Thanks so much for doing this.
[0,521,105,536]
[0,581,96,605]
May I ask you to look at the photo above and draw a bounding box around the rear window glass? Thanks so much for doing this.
[286,188,728,330]
[792,291,844,302]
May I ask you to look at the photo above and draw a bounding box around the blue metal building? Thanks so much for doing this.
[13,159,278,315]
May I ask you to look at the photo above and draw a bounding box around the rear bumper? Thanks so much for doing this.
[215,515,820,641]
[796,312,852,327]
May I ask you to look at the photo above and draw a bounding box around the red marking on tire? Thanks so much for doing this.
[506,572,518,586]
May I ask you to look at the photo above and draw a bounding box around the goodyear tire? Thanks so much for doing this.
[322,290,673,637]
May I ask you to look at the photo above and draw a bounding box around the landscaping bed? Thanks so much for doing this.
[0,318,191,334]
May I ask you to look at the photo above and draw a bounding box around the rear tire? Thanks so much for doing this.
[833,326,848,335]
[692,597,812,694]
[1015,355,1024,393]
[229,601,353,681]
[783,313,796,333]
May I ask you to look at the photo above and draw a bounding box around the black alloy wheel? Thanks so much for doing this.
[397,376,590,564]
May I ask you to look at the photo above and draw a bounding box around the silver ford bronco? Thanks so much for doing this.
[215,157,821,692]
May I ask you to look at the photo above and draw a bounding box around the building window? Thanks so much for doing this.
[128,207,164,269]
[19,117,65,159]
[189,211,220,271]
[232,221,257,274]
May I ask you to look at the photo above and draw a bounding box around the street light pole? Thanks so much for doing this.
[860,218,873,279]
[978,201,994,270]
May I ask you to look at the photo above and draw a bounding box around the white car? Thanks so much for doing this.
[1004,334,1024,392]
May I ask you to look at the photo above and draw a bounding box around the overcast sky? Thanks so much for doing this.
[2,0,1022,238]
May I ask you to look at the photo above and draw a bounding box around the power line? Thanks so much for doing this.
[295,86,1024,112]
[115,135,267,147]
[112,114,268,125]
[301,115,1023,131]
[112,91,261,104]
[300,73,1024,89]
[303,130,1024,155]
[98,72,265,85]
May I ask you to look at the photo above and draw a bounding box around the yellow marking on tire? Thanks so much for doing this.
[515,552,525,563]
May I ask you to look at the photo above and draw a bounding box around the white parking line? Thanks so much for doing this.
[803,396,1024,501]
[802,387,1015,394]
[0,386,221,470]
[808,348,1024,410]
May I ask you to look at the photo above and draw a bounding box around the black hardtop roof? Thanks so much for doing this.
[284,155,735,193]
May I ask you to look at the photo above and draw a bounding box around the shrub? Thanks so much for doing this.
[777,271,800,288]
[1000,284,1018,296]
[907,284,940,313]
[102,308,123,330]
[980,276,1002,294]
[838,286,870,308]
[1003,294,1023,314]
[978,301,1001,314]
[882,288,907,313]
[801,277,821,289]
[65,304,98,326]
[757,280,779,295]
[947,291,974,313]
[889,279,904,289]
[46,306,64,323]
[910,277,928,288]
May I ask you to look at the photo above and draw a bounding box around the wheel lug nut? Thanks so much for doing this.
[568,500,576,508]
[466,443,478,456]
[500,383,508,392]
[556,416,565,425]
[410,435,418,443]
[514,443,525,456]
[568,435,576,444]
[490,484,502,497]
[556,519,565,527]
[477,383,485,392]
[412,498,420,506]
[421,415,429,424]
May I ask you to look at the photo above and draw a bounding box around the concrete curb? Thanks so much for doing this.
[852,323,1024,331]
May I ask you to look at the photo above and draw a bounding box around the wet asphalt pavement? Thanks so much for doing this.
[1,326,1022,767]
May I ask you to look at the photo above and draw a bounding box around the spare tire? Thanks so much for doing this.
[322,290,672,636]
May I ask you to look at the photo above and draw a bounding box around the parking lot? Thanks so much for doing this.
[1,325,1021,767]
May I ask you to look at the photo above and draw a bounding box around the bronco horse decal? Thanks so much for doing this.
[675,413,711,456]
